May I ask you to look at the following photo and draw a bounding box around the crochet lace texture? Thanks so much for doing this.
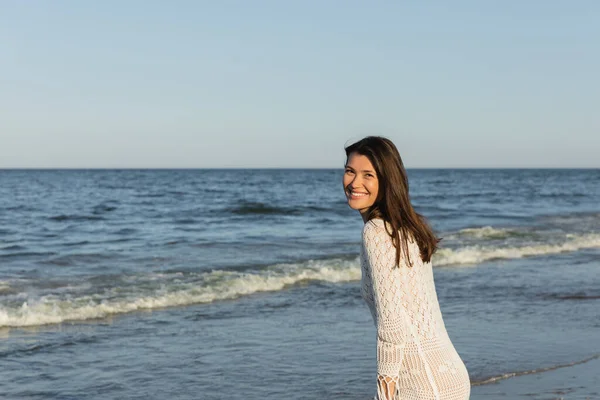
[360,219,471,400]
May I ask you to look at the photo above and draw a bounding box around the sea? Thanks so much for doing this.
[0,168,599,400]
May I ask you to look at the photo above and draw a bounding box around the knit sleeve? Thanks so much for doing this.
[362,220,407,400]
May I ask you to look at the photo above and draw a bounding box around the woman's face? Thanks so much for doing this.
[343,152,379,217]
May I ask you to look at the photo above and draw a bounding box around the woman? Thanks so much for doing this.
[343,136,471,400]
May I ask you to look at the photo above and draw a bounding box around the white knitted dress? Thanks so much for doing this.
[360,219,471,400]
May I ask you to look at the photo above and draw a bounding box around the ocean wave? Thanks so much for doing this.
[133,193,166,198]
[450,226,514,239]
[0,281,14,295]
[2,231,599,327]
[226,201,331,216]
[1,245,27,251]
[113,228,138,235]
[446,225,544,240]
[537,192,588,198]
[540,293,600,300]
[48,215,105,222]
[0,259,360,328]
[173,218,197,225]
[537,211,600,226]
[0,251,58,259]
[40,252,119,266]
[62,241,91,247]
[0,335,100,359]
[435,233,600,266]
[92,204,117,214]
[226,202,302,215]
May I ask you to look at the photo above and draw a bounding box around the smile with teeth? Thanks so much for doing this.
[348,190,369,198]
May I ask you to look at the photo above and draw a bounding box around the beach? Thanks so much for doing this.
[1,168,599,399]
[472,356,600,399]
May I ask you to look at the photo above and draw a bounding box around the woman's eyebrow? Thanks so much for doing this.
[345,166,375,173]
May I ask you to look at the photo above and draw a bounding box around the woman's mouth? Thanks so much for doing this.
[348,191,369,199]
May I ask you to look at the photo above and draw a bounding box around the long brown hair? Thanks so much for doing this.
[345,136,441,268]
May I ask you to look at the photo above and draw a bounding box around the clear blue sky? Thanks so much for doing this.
[1,1,598,168]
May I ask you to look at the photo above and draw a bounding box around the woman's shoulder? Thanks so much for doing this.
[363,217,384,229]
[362,218,416,244]
[362,218,389,240]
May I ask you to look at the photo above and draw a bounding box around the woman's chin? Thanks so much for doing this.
[346,199,371,211]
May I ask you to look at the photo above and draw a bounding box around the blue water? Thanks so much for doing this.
[1,169,599,399]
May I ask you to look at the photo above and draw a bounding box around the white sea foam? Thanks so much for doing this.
[434,233,600,266]
[0,258,361,328]
[448,226,513,239]
[460,226,510,238]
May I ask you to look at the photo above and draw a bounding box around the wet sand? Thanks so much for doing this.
[471,355,600,399]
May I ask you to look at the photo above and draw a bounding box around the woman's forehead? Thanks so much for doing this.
[346,153,375,170]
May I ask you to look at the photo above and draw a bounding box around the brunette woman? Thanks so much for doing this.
[344,136,470,400]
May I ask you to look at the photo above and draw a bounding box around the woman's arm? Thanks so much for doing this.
[363,221,407,400]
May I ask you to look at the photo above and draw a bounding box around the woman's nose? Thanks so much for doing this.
[350,175,362,187]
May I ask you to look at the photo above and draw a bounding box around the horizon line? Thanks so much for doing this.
[1,166,598,170]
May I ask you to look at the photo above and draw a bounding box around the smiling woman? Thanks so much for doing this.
[342,136,471,400]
